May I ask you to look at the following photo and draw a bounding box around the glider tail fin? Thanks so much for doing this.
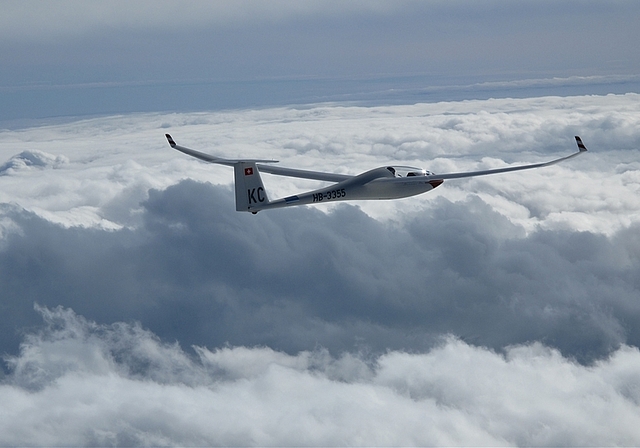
[234,162,269,212]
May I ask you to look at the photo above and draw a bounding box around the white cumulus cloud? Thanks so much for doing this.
[2,305,640,446]
[1,93,639,233]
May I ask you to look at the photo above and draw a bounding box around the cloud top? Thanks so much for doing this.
[2,305,640,446]
[0,307,640,446]
[0,150,67,175]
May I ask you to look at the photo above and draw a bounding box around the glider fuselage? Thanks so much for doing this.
[256,166,444,211]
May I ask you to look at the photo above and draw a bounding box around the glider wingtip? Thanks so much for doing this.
[165,134,176,148]
[575,135,588,152]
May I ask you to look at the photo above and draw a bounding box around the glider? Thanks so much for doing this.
[166,134,587,213]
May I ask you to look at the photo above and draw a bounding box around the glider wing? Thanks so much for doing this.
[166,134,349,183]
[423,136,588,181]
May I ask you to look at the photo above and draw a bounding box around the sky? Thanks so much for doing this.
[2,0,640,122]
[1,1,640,446]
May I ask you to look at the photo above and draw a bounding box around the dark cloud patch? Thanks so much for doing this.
[1,180,639,368]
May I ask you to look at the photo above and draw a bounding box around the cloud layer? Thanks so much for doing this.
[1,178,639,364]
[2,305,639,446]
[1,94,640,443]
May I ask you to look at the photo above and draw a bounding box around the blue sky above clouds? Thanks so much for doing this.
[1,1,640,445]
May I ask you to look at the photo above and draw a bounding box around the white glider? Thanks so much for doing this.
[166,134,587,213]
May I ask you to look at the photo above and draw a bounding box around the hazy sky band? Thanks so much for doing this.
[2,1,639,122]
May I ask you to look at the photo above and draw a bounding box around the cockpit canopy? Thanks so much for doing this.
[386,166,434,177]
